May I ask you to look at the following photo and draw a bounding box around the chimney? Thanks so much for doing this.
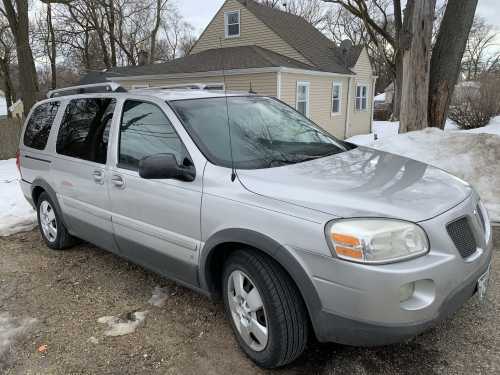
[138,50,149,66]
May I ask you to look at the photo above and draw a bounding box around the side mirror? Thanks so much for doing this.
[138,153,195,182]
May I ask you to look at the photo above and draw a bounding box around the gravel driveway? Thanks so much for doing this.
[0,228,498,375]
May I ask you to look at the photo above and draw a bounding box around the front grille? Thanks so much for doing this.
[447,217,477,258]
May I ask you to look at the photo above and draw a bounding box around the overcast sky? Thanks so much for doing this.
[181,0,500,36]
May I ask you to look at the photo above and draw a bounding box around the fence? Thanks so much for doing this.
[0,118,23,160]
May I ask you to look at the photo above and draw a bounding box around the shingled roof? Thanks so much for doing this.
[236,0,361,74]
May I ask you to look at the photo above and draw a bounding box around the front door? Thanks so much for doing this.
[108,99,202,285]
[51,97,117,251]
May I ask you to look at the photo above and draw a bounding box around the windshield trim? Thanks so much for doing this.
[167,95,354,169]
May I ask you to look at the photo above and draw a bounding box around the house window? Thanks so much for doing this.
[225,10,240,38]
[296,81,310,116]
[355,84,368,111]
[332,82,342,114]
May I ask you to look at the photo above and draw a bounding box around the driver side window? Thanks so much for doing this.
[118,100,188,170]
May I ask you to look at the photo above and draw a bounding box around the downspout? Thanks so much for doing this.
[344,76,352,139]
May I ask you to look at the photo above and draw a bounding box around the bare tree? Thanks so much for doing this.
[0,17,15,117]
[1,0,40,115]
[428,0,478,129]
[462,16,500,81]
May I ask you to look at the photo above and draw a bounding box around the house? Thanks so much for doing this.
[0,90,7,120]
[9,99,23,119]
[80,0,377,139]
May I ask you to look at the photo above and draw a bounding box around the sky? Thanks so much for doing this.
[180,0,500,37]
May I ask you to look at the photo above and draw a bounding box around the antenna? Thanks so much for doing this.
[219,38,237,182]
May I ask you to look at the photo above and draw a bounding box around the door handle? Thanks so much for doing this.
[92,170,104,184]
[111,174,125,188]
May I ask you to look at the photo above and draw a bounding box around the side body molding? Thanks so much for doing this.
[199,228,323,327]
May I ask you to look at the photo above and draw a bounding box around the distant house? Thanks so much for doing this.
[81,0,377,139]
[9,99,24,119]
[0,90,7,120]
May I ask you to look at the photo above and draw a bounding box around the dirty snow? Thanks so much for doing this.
[97,311,148,337]
[348,127,500,222]
[148,286,169,307]
[0,159,36,236]
[0,313,36,358]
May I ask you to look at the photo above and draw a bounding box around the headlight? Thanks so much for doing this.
[325,219,429,264]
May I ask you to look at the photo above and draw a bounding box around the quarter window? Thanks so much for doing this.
[355,84,368,111]
[56,98,116,164]
[118,100,188,170]
[296,81,310,116]
[332,82,342,114]
[225,10,240,38]
[23,102,60,150]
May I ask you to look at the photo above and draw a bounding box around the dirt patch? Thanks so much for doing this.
[0,229,499,374]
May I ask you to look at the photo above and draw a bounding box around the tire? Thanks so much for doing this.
[36,192,76,250]
[222,250,308,368]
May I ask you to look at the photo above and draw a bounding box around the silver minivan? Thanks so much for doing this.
[18,83,493,368]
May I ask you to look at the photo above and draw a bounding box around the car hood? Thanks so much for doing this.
[237,147,472,222]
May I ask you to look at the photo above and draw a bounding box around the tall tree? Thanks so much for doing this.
[399,0,436,132]
[1,0,39,115]
[428,0,478,129]
[0,19,15,117]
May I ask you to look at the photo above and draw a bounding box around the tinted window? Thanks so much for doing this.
[23,102,60,150]
[56,98,116,163]
[170,97,349,169]
[119,100,188,170]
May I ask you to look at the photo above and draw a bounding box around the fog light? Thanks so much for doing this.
[400,282,415,302]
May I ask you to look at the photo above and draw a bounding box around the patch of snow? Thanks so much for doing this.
[0,159,37,236]
[148,286,169,307]
[88,336,99,344]
[374,92,386,102]
[0,313,37,358]
[350,128,500,221]
[97,311,148,337]
[348,121,400,145]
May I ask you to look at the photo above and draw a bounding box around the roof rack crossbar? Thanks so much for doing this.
[47,82,127,99]
[133,83,225,91]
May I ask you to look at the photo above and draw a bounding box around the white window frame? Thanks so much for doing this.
[355,83,368,111]
[296,81,310,117]
[331,81,342,116]
[224,10,240,38]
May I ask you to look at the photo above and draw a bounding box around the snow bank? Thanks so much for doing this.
[0,159,37,236]
[349,128,500,222]
[98,311,148,337]
[0,313,37,359]
[148,286,169,307]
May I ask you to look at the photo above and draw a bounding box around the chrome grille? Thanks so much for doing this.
[446,217,477,258]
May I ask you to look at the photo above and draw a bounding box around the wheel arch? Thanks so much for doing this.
[199,228,323,327]
[31,178,69,228]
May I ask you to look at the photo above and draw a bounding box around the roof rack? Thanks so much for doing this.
[47,82,127,99]
[133,83,225,91]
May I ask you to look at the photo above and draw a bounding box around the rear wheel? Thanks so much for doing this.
[222,250,308,368]
[36,192,76,250]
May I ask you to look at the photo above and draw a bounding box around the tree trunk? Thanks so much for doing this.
[0,59,14,118]
[428,0,478,129]
[399,0,436,133]
[47,3,57,89]
[392,50,403,120]
[2,0,39,116]
[149,0,162,64]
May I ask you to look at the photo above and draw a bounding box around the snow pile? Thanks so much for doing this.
[148,286,169,307]
[374,92,386,102]
[97,311,148,337]
[348,121,399,145]
[0,159,37,236]
[0,313,37,359]
[349,128,500,222]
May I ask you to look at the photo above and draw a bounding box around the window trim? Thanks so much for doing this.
[331,81,342,116]
[355,83,369,112]
[224,10,240,38]
[296,81,310,117]
[117,99,192,172]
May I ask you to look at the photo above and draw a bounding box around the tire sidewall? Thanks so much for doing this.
[222,255,282,366]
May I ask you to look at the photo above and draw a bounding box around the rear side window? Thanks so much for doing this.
[23,102,60,150]
[118,100,188,170]
[57,98,116,164]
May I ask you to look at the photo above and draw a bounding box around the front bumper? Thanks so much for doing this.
[298,193,493,345]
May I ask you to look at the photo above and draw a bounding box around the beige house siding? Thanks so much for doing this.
[280,72,350,139]
[191,0,311,66]
[115,72,278,96]
[347,48,374,137]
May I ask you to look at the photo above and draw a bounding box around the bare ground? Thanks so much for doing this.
[0,228,498,375]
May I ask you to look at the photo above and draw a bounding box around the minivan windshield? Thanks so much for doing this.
[170,96,351,169]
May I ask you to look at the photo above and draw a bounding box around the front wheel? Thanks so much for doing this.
[222,250,308,368]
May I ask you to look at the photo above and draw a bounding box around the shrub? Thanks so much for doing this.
[449,75,500,129]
